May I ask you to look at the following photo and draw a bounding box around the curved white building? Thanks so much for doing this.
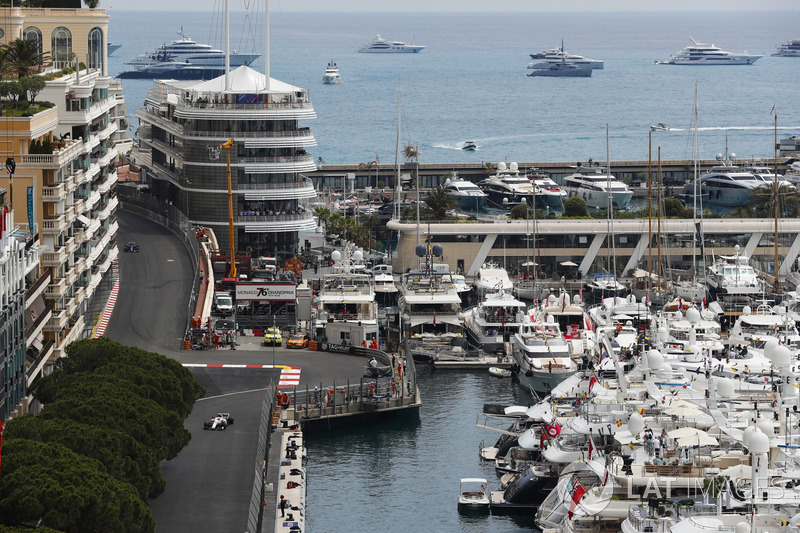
[136,65,318,258]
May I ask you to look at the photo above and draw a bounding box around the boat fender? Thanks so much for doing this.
[525,370,533,377]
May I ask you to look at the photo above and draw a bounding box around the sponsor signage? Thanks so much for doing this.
[320,343,353,354]
[236,282,296,301]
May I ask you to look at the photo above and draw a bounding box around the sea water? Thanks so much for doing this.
[109,10,800,167]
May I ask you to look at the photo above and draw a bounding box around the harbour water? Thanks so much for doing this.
[109,10,800,166]
[304,367,537,532]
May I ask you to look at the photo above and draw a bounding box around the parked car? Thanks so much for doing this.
[287,334,309,349]
[263,327,282,346]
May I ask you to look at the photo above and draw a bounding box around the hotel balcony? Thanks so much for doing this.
[97,172,119,195]
[26,338,55,388]
[137,108,185,137]
[42,215,67,235]
[98,247,118,275]
[18,139,83,169]
[97,197,119,221]
[64,206,76,225]
[74,286,86,306]
[42,183,66,202]
[86,190,101,210]
[85,161,101,182]
[147,137,183,161]
[240,180,317,201]
[65,236,77,255]
[97,121,118,141]
[42,246,67,267]
[65,265,78,286]
[187,127,317,149]
[76,169,90,186]
[44,309,68,332]
[168,95,317,121]
[45,277,67,300]
[240,212,316,233]
[73,198,86,217]
[66,297,78,317]
[237,154,317,173]
[26,270,51,303]
[60,98,113,126]
[74,256,87,274]
[98,146,118,168]
[65,174,76,193]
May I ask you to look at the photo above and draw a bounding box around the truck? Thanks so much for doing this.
[213,292,234,316]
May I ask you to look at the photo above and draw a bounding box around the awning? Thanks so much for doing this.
[559,261,579,267]
[76,215,91,226]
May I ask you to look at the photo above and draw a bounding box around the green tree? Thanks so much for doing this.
[19,75,46,104]
[5,415,165,499]
[482,161,497,177]
[314,207,331,230]
[1,38,50,78]
[563,196,588,217]
[509,204,533,220]
[0,81,23,103]
[424,185,453,219]
[663,197,688,218]
[0,438,155,533]
[84,0,101,8]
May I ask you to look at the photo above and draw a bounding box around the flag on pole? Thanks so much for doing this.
[433,310,436,326]
[568,475,586,519]
[589,374,598,391]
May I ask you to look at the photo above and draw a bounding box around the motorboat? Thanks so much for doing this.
[479,162,544,209]
[512,316,576,396]
[561,166,634,210]
[442,175,487,211]
[740,163,795,190]
[322,61,342,84]
[463,290,527,353]
[462,141,477,151]
[584,273,628,304]
[357,34,425,53]
[650,123,670,131]
[458,478,490,509]
[526,170,566,211]
[117,62,226,79]
[527,42,603,70]
[489,367,513,378]
[655,37,762,65]
[681,156,768,208]
[123,28,259,69]
[772,39,800,57]
[527,59,592,77]
[313,249,379,345]
[473,262,514,298]
[705,246,763,298]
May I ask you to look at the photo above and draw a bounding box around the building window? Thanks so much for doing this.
[88,27,103,71]
[23,26,42,56]
[51,27,72,68]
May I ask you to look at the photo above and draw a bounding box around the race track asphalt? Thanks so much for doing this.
[107,210,364,533]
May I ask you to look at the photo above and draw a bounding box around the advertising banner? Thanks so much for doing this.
[235,283,296,301]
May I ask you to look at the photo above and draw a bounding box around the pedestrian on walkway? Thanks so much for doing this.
[280,495,287,517]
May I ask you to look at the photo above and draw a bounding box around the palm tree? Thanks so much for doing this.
[2,38,50,78]
[357,159,380,189]
[746,183,800,217]
[424,185,453,220]
[483,161,497,177]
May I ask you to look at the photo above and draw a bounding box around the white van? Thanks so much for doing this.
[213,292,234,316]
[371,265,392,276]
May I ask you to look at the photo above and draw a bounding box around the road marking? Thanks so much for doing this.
[182,364,293,369]
[278,367,301,388]
[94,259,119,338]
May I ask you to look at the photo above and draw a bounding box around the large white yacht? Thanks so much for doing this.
[682,156,769,208]
[527,42,604,70]
[357,34,425,53]
[526,170,566,210]
[442,175,487,211]
[479,162,543,209]
[463,290,527,353]
[512,316,575,396]
[772,39,800,57]
[655,37,762,65]
[706,246,763,298]
[561,166,633,210]
[322,61,342,84]
[124,28,259,68]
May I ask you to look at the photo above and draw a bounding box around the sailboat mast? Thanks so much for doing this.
[657,147,662,282]
[224,0,230,90]
[691,84,698,280]
[264,0,270,90]
[395,90,401,220]
[648,129,653,281]
[774,109,779,292]
[607,125,617,280]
